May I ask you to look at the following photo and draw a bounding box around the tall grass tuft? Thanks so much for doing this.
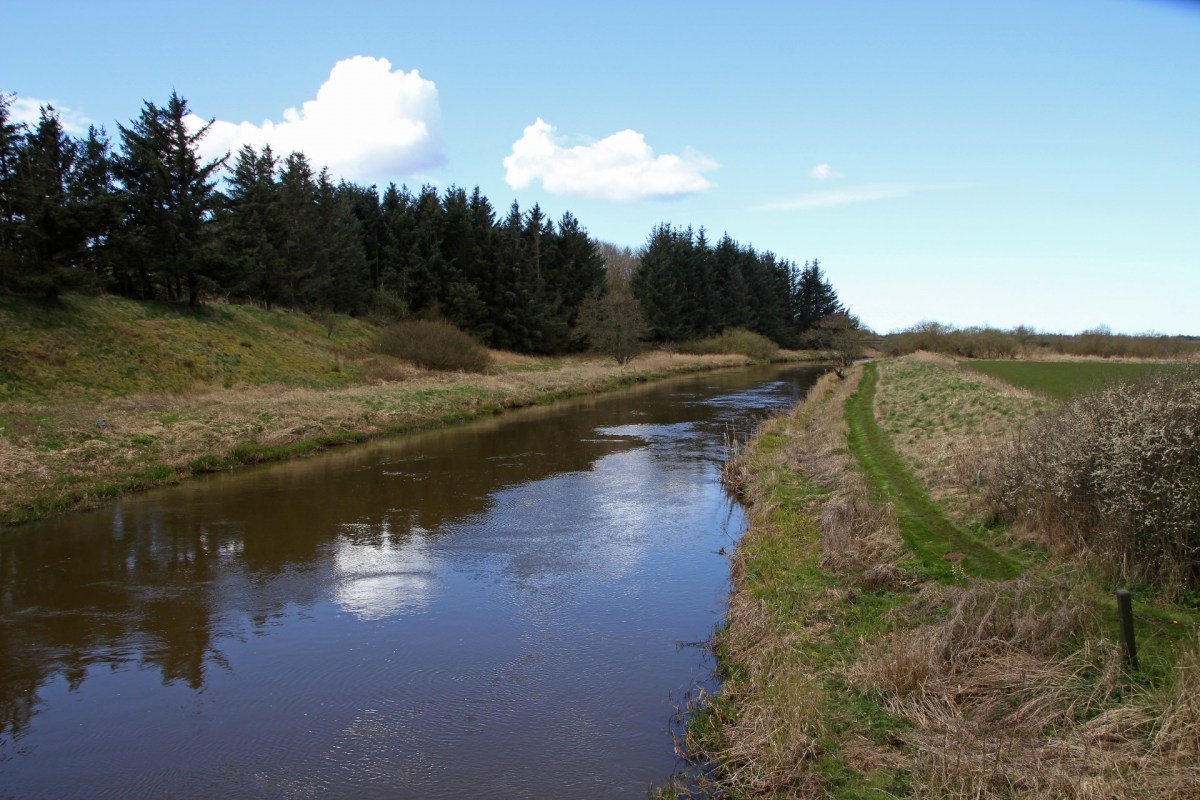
[374,319,492,373]
[989,365,1200,595]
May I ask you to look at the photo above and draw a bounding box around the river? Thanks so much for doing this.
[0,364,822,799]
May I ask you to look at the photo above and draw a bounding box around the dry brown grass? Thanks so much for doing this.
[695,550,833,796]
[848,566,1200,798]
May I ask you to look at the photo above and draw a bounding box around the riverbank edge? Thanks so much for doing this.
[1,352,827,529]
[674,356,1199,798]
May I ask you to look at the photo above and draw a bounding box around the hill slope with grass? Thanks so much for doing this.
[0,295,381,404]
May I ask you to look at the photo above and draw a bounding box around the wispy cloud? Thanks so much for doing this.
[809,163,842,180]
[10,96,96,135]
[503,118,718,203]
[755,182,968,211]
[188,55,444,183]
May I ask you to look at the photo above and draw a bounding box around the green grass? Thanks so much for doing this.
[846,363,1020,581]
[961,359,1171,400]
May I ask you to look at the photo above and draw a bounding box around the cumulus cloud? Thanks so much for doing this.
[9,96,96,135]
[810,163,842,180]
[187,56,443,182]
[755,182,968,211]
[503,118,718,202]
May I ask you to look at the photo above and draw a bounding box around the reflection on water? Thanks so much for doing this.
[0,365,823,799]
[333,524,438,620]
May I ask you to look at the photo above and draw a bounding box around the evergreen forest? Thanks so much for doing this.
[0,92,845,354]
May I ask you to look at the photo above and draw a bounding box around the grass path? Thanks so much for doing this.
[845,362,1019,581]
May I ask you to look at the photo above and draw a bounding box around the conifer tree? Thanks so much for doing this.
[314,171,371,314]
[113,92,226,304]
[437,185,489,338]
[378,182,417,312]
[71,125,120,286]
[633,224,695,342]
[276,151,321,307]
[222,144,285,307]
[11,105,88,299]
[0,93,24,289]
[793,258,843,334]
[546,211,605,351]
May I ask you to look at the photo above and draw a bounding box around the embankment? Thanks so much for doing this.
[681,354,1199,798]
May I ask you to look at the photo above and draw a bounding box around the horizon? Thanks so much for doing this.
[3,0,1197,336]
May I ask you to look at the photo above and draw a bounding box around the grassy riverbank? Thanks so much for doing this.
[679,354,1199,798]
[0,295,778,527]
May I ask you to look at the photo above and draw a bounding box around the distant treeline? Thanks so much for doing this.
[887,321,1198,360]
[633,225,841,350]
[0,91,845,355]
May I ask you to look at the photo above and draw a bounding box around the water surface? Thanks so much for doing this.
[0,365,821,798]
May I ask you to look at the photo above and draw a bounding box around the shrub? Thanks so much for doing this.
[374,319,492,373]
[574,287,650,366]
[988,365,1200,595]
[886,321,1197,360]
[680,328,779,362]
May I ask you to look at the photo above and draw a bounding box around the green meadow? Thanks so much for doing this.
[961,359,1172,400]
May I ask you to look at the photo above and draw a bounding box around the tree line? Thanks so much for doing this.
[0,91,846,355]
[633,224,842,349]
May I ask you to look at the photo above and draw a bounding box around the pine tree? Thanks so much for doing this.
[489,200,543,351]
[632,224,692,342]
[546,211,605,351]
[793,258,843,334]
[710,233,751,331]
[437,185,489,338]
[222,144,286,307]
[379,182,416,312]
[314,172,371,315]
[11,105,88,299]
[0,93,25,289]
[70,125,120,287]
[113,92,226,304]
[276,151,320,307]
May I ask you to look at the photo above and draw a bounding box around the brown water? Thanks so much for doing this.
[0,365,821,799]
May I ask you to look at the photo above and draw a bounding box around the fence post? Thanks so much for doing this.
[1116,589,1139,670]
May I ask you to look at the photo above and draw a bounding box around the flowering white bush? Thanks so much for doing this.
[990,367,1200,594]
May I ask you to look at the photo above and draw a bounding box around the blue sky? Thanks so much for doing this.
[3,0,1197,335]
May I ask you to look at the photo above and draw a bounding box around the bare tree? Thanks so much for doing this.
[596,241,639,291]
[575,286,650,366]
[807,311,865,378]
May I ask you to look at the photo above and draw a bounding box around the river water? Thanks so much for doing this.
[0,365,821,799]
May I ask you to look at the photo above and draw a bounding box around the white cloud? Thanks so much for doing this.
[810,163,842,180]
[503,118,718,202]
[187,56,443,183]
[9,96,96,135]
[755,182,968,211]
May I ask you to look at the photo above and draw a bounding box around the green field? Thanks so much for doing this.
[961,359,1173,400]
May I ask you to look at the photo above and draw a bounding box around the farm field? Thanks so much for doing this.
[961,358,1172,400]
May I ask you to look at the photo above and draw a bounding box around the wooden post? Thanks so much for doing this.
[1116,589,1139,670]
